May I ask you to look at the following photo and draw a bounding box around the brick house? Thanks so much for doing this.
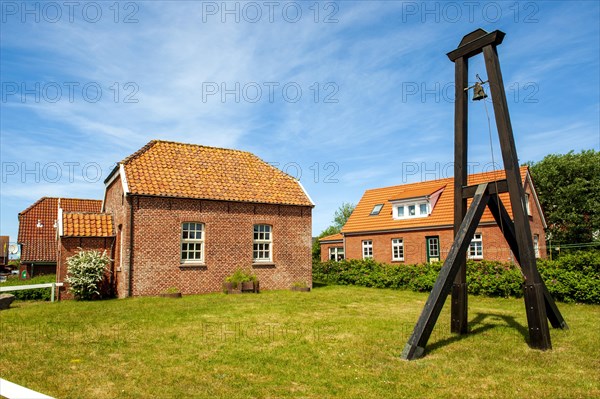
[17,197,102,276]
[55,140,314,298]
[320,167,546,264]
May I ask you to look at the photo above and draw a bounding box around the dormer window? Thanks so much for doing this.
[389,186,445,221]
[370,204,383,216]
[394,200,430,219]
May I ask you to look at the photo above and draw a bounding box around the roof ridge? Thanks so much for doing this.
[152,139,252,154]
[19,197,102,215]
[121,140,254,165]
[364,167,526,193]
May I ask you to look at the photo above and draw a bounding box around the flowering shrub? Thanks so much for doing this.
[65,249,111,300]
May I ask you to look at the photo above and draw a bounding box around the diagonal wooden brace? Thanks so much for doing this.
[402,183,490,360]
[487,195,568,330]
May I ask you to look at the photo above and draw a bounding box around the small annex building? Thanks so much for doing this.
[320,167,546,265]
[17,197,102,277]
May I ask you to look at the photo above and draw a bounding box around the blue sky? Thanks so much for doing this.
[1,1,599,241]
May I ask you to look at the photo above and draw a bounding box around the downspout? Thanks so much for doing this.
[128,196,134,297]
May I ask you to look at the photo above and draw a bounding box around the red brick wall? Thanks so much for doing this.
[343,224,526,264]
[57,237,115,299]
[103,176,131,297]
[103,177,312,297]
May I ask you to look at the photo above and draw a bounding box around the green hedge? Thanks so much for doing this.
[0,274,57,301]
[313,250,600,304]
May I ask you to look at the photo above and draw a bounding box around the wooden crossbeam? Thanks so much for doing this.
[462,179,508,198]
[402,183,490,360]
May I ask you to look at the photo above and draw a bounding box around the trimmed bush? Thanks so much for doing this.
[538,251,600,303]
[313,250,600,304]
[66,249,111,300]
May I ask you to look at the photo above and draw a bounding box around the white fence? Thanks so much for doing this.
[0,282,64,302]
[0,378,55,399]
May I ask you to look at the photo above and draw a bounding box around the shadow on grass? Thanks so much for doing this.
[312,281,331,288]
[426,312,529,354]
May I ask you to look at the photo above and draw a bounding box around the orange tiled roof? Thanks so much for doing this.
[62,212,115,237]
[18,198,102,262]
[119,140,313,207]
[319,233,343,242]
[342,167,529,234]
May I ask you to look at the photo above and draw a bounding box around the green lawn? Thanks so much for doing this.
[1,285,598,399]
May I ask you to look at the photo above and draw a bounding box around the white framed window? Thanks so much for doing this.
[392,238,404,261]
[253,224,272,262]
[468,233,483,260]
[408,204,416,216]
[525,193,532,216]
[329,247,344,261]
[393,200,431,220]
[181,222,204,263]
[533,234,540,258]
[362,240,373,259]
[397,206,404,218]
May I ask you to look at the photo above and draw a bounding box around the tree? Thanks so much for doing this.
[333,202,356,230]
[312,203,356,260]
[527,150,600,247]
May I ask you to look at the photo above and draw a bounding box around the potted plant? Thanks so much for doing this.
[159,287,182,298]
[291,281,311,292]
[224,269,259,294]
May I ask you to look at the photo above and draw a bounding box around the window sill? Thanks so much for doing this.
[252,262,275,268]
[468,258,484,261]
[179,263,207,269]
[391,259,405,263]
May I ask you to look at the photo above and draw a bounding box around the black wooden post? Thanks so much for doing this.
[482,44,551,349]
[451,55,469,335]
